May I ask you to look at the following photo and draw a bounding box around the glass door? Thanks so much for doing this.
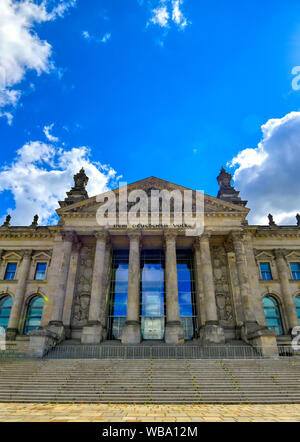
[140,251,165,340]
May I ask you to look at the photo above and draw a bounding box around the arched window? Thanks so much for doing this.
[0,296,13,331]
[295,296,300,323]
[24,296,44,335]
[263,296,283,335]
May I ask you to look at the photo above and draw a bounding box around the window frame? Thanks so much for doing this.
[262,295,284,335]
[0,295,13,331]
[4,262,18,281]
[290,262,300,281]
[259,262,273,281]
[34,262,48,281]
[23,295,45,335]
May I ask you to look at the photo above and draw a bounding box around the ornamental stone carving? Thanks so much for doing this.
[71,246,94,327]
[211,245,235,324]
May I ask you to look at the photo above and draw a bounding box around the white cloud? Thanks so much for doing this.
[150,5,169,27]
[148,0,189,29]
[0,0,76,123]
[43,123,59,142]
[101,33,111,43]
[82,30,111,44]
[228,111,300,225]
[82,30,91,40]
[171,0,187,28]
[0,135,118,225]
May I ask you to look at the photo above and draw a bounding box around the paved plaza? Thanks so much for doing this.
[0,403,299,422]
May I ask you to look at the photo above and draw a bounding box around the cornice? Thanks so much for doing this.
[0,227,55,239]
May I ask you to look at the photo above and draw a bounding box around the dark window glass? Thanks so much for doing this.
[263,296,283,335]
[24,296,44,335]
[291,263,300,280]
[177,250,197,340]
[34,262,47,280]
[141,250,165,340]
[295,296,300,323]
[260,262,272,280]
[0,296,13,331]
[107,251,129,340]
[4,263,17,281]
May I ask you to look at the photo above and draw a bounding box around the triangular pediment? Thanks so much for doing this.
[57,176,249,219]
[3,252,22,261]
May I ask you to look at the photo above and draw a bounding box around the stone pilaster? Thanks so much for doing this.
[62,241,82,338]
[6,250,32,341]
[198,233,225,344]
[243,233,266,326]
[164,232,184,344]
[81,231,109,344]
[274,249,298,332]
[231,231,278,355]
[48,232,76,328]
[121,231,142,344]
[193,243,205,330]
[231,232,256,324]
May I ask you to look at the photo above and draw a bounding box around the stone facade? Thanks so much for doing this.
[0,168,299,357]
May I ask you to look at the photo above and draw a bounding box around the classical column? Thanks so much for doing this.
[121,231,142,344]
[243,233,266,326]
[274,249,298,332]
[231,232,256,324]
[81,231,109,344]
[198,233,225,344]
[6,250,32,341]
[193,243,205,330]
[229,232,278,356]
[164,232,184,344]
[62,241,82,338]
[48,232,75,328]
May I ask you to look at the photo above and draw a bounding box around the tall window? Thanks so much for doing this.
[0,296,13,331]
[34,262,47,280]
[24,296,44,335]
[290,263,300,280]
[4,263,17,280]
[140,250,165,340]
[260,262,272,280]
[295,296,300,323]
[107,251,129,340]
[177,250,197,340]
[263,296,283,335]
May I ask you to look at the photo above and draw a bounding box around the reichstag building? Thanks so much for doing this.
[0,167,300,358]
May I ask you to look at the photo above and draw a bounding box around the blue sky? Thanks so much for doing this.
[1,0,300,225]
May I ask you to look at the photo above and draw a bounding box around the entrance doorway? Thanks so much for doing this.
[140,250,165,340]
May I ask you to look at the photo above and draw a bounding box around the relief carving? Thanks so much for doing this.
[212,245,235,324]
[71,246,94,327]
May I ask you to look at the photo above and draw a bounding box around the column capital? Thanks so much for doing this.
[230,230,245,242]
[273,248,286,259]
[22,249,32,259]
[61,230,77,243]
[199,232,211,242]
[94,230,109,240]
[128,230,141,241]
[164,231,178,242]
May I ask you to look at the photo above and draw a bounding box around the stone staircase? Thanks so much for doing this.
[0,358,300,404]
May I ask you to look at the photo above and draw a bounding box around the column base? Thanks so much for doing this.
[5,328,18,341]
[247,328,279,358]
[121,320,141,344]
[27,328,59,358]
[47,322,65,343]
[165,321,184,344]
[81,323,103,344]
[199,321,225,344]
[241,321,264,343]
